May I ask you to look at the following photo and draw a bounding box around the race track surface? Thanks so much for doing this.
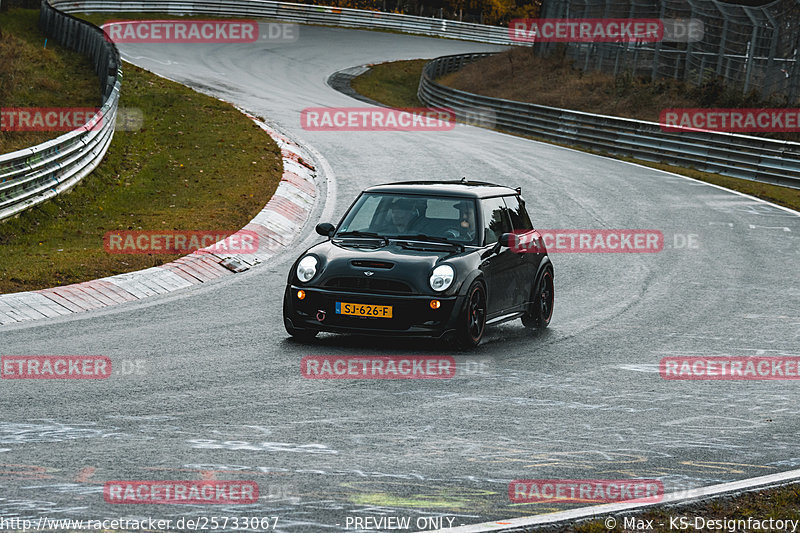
[1,23,799,532]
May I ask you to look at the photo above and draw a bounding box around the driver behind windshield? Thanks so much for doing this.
[380,198,420,235]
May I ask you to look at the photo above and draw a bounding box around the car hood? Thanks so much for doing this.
[306,239,464,294]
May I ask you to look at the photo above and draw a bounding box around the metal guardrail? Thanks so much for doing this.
[49,0,521,46]
[8,0,796,228]
[418,53,800,189]
[3,0,513,223]
[0,0,121,222]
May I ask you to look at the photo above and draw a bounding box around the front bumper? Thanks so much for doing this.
[283,285,464,337]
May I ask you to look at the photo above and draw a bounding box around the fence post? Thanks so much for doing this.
[683,0,697,81]
[652,1,665,81]
[789,47,800,103]
[742,7,759,95]
[596,0,612,72]
[744,32,756,94]
[715,4,729,76]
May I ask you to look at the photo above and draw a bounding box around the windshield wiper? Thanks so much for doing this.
[335,231,388,245]
[394,234,464,250]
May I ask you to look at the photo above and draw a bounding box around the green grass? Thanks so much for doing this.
[0,11,282,293]
[441,48,799,142]
[349,59,428,108]
[566,484,800,533]
[0,9,99,153]
[349,59,800,212]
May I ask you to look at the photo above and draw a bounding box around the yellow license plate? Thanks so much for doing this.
[336,302,393,318]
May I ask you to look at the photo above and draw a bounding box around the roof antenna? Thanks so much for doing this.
[461,177,467,183]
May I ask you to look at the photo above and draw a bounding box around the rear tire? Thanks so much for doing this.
[451,281,487,349]
[522,267,554,329]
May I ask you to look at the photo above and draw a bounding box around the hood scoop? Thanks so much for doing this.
[351,260,394,269]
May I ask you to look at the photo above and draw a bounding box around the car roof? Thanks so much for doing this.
[364,180,519,199]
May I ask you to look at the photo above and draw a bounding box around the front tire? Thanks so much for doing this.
[452,281,487,349]
[522,267,554,329]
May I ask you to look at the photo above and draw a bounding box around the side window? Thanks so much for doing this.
[481,197,512,246]
[504,195,533,231]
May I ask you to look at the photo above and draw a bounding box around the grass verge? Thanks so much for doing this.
[565,483,800,533]
[0,9,99,153]
[0,12,282,294]
[350,59,429,108]
[349,58,800,212]
[442,48,796,139]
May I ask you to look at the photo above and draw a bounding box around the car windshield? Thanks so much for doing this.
[336,193,479,245]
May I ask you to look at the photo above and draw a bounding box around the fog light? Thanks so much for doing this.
[297,290,306,300]
[430,300,440,309]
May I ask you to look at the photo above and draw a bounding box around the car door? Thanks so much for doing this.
[478,196,516,317]
[503,194,541,310]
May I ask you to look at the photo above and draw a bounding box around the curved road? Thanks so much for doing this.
[1,23,799,532]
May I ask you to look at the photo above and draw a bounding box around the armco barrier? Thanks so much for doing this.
[1,0,514,221]
[7,1,796,226]
[418,53,800,189]
[48,0,521,46]
[0,1,121,222]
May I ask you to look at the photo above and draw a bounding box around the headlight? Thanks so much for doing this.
[429,264,455,292]
[296,255,318,282]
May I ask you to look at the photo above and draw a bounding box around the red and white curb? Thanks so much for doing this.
[426,468,800,533]
[0,114,317,325]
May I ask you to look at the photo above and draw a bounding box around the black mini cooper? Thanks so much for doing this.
[283,180,554,347]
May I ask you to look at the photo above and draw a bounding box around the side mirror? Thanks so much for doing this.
[482,233,517,259]
[316,223,335,237]
[499,233,517,248]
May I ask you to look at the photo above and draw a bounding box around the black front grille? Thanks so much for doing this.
[324,277,412,294]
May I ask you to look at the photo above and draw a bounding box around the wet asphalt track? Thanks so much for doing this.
[1,22,800,532]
